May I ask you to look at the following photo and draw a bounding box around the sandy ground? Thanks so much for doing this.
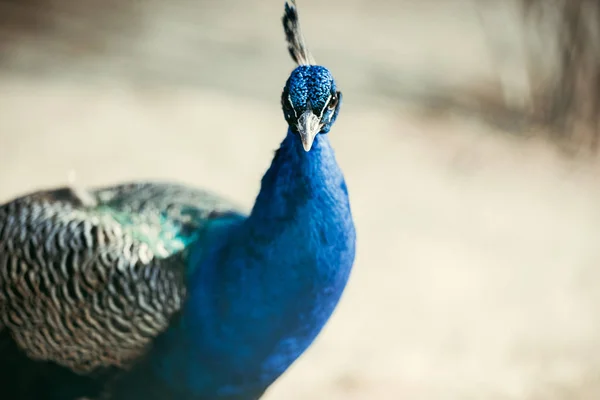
[2,1,600,399]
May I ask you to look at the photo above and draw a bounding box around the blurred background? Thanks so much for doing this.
[2,0,600,399]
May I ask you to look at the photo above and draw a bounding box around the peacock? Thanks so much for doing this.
[0,1,355,399]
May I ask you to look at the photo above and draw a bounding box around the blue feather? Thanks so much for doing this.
[149,130,356,398]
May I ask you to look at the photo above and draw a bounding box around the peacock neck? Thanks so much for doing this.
[248,128,350,229]
[154,130,356,398]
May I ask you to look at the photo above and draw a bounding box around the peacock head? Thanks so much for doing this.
[281,0,342,152]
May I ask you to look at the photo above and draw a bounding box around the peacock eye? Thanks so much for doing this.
[327,93,338,110]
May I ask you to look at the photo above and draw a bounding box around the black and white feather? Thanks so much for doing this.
[282,0,314,65]
[0,182,236,374]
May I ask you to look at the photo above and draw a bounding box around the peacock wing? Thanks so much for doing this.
[0,181,240,374]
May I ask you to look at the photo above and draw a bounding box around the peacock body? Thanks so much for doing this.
[0,2,355,399]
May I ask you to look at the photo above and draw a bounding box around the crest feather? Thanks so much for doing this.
[282,0,315,66]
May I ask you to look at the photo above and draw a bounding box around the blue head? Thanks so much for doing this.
[281,0,342,151]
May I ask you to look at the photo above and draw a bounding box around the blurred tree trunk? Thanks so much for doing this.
[523,0,600,150]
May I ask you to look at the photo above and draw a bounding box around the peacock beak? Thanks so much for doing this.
[296,110,321,152]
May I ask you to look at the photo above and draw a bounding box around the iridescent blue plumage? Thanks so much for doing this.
[0,1,355,399]
[283,65,342,135]
[144,131,355,399]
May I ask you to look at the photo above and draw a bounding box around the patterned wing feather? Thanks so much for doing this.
[0,182,239,374]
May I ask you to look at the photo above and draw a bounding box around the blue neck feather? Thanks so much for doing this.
[152,130,356,398]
